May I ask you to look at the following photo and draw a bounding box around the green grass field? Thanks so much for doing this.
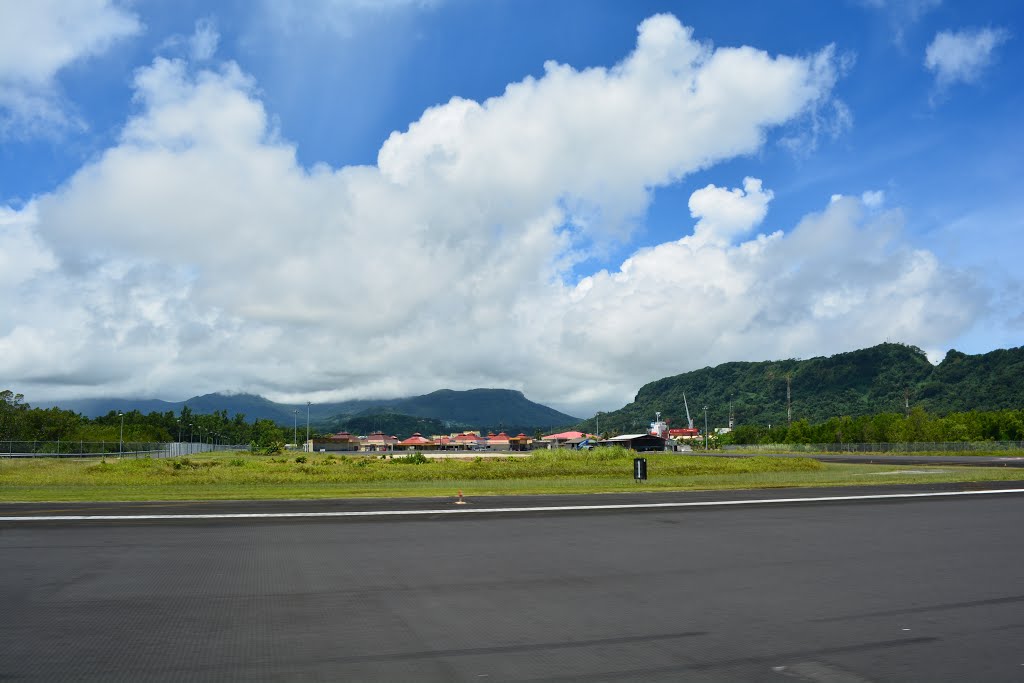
[1,447,1021,502]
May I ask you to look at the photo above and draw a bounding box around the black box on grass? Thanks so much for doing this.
[633,457,647,481]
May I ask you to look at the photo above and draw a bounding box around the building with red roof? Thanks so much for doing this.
[397,433,435,450]
[487,432,510,449]
[309,431,361,452]
[361,431,400,452]
[541,431,594,447]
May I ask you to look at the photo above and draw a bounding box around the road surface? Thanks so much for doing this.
[718,451,1024,467]
[2,486,1022,681]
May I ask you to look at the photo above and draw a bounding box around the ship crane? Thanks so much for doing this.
[683,393,694,430]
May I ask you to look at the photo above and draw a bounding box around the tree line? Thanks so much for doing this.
[6,388,1023,450]
[722,407,1024,445]
[0,390,286,447]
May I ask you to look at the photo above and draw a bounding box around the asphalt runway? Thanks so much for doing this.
[717,452,1024,467]
[2,488,1023,681]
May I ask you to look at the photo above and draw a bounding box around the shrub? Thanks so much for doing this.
[250,441,284,456]
[295,455,307,464]
[169,457,220,471]
[228,458,247,467]
[392,452,430,465]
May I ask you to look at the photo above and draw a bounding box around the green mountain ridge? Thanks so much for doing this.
[322,411,452,439]
[48,388,580,432]
[580,343,1024,433]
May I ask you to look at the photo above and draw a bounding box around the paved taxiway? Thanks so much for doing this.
[2,485,1022,681]
[717,452,1024,467]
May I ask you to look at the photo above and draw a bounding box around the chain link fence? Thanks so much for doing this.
[0,441,248,458]
[722,441,1024,453]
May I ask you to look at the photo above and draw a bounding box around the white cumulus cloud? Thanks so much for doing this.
[861,190,885,208]
[0,14,987,414]
[189,18,219,62]
[0,204,56,291]
[556,191,982,408]
[688,177,773,246]
[925,27,1010,89]
[0,0,142,137]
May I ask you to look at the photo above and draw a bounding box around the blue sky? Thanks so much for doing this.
[0,0,1021,415]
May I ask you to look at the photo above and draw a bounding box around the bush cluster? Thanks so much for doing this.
[391,452,430,465]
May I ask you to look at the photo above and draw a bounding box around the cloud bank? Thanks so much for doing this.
[0,14,986,413]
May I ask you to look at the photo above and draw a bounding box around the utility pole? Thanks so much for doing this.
[118,412,124,458]
[904,388,911,417]
[703,406,708,450]
[305,401,311,451]
[292,409,299,446]
[786,374,792,426]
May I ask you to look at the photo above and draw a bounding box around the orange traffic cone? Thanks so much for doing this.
[455,490,466,505]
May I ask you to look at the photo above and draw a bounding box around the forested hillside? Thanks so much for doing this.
[0,390,285,447]
[382,389,578,428]
[915,348,1024,413]
[581,343,1024,434]
[322,411,451,438]
[321,405,555,439]
[725,408,1024,445]
[50,388,578,430]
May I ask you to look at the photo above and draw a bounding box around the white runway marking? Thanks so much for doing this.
[1,488,1023,522]
[854,469,949,475]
